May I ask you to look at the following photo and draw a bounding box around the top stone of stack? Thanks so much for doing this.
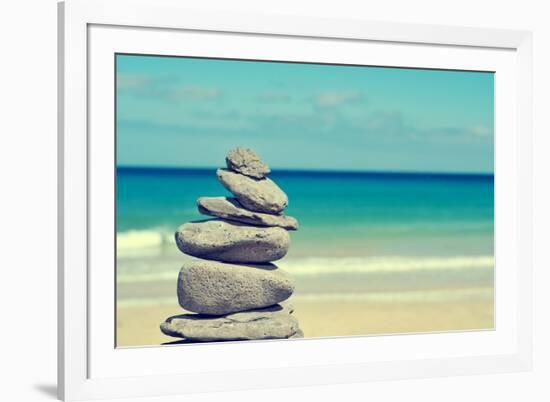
[226,147,271,179]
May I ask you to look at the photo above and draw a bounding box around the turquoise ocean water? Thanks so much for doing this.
[116,168,494,303]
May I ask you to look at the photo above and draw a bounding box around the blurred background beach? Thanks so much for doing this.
[115,54,494,347]
[116,168,494,347]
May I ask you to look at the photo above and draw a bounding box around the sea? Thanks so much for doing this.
[116,167,494,306]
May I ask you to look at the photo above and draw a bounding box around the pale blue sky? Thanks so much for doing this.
[116,54,494,174]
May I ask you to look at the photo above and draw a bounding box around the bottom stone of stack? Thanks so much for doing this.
[160,303,303,342]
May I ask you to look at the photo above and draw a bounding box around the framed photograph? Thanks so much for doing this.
[58,0,533,400]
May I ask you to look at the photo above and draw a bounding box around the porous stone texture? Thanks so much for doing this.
[159,147,304,341]
[177,259,294,315]
[289,328,304,339]
[175,219,290,263]
[197,197,298,230]
[225,147,271,179]
[217,169,288,214]
[160,303,300,341]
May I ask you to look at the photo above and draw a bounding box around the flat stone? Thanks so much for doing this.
[176,259,294,315]
[197,197,298,230]
[289,328,304,339]
[160,303,301,341]
[175,219,289,263]
[226,147,271,179]
[217,169,288,214]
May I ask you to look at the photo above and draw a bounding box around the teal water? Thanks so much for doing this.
[116,167,493,257]
[115,167,494,304]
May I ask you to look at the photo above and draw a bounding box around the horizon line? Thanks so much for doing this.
[116,165,494,177]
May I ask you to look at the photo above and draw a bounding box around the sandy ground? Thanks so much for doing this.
[116,298,494,348]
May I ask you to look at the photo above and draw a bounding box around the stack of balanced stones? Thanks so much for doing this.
[160,148,303,342]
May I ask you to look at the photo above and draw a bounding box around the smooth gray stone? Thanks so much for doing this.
[225,147,271,179]
[176,259,294,315]
[289,328,304,339]
[217,169,288,214]
[175,219,290,263]
[160,304,301,341]
[197,197,298,230]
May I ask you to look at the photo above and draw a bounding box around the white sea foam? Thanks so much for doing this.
[116,228,494,272]
[117,229,176,256]
[116,287,493,308]
[116,254,493,284]
[276,255,494,276]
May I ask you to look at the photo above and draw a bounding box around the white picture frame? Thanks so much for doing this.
[58,0,533,400]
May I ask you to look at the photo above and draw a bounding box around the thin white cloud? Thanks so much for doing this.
[117,73,221,102]
[257,91,292,103]
[170,86,221,101]
[116,74,151,90]
[315,91,364,108]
